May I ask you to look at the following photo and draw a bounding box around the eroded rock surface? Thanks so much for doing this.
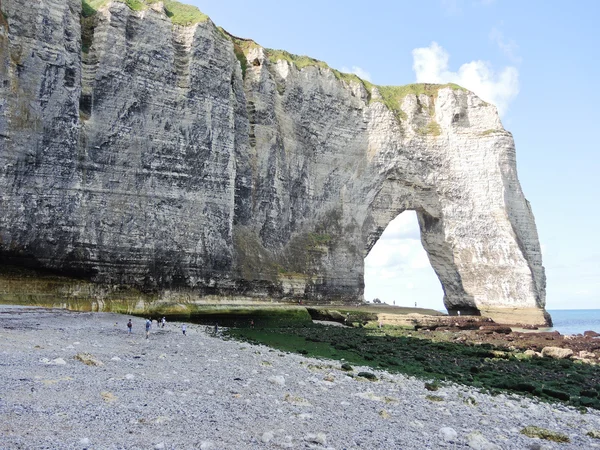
[0,0,548,324]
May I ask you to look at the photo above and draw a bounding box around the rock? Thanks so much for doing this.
[466,431,501,450]
[341,363,353,371]
[261,431,274,443]
[305,433,327,445]
[268,376,285,386]
[439,427,458,442]
[541,347,573,359]
[74,353,104,366]
[199,442,214,450]
[520,426,570,443]
[584,331,600,338]
[154,443,165,450]
[357,372,378,381]
[579,350,596,358]
[125,374,135,380]
[588,430,600,439]
[524,349,542,358]
[52,358,66,365]
[379,410,391,419]
[0,0,548,325]
[528,444,551,450]
[110,356,121,361]
[479,326,512,335]
[80,438,90,446]
[100,392,117,403]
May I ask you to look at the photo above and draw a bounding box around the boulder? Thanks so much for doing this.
[541,347,573,359]
[478,326,512,335]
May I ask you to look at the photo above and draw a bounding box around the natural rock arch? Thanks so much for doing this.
[0,0,548,325]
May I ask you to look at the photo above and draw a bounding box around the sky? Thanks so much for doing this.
[190,0,600,311]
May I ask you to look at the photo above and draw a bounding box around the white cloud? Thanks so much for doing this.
[412,41,519,115]
[340,66,372,82]
[489,27,521,63]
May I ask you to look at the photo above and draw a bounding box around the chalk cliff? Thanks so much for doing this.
[0,0,549,325]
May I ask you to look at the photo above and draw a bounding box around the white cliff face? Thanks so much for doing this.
[0,0,548,324]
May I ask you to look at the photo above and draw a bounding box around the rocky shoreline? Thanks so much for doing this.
[2,306,600,449]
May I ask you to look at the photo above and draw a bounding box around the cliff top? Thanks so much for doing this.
[79,0,467,121]
[82,0,208,26]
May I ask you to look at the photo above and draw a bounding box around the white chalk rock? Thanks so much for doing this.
[268,375,285,386]
[439,427,458,442]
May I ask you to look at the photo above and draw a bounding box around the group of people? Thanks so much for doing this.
[126,317,187,339]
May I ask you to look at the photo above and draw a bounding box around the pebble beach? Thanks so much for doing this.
[2,306,600,449]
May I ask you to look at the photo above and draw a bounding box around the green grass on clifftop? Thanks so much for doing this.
[375,83,463,122]
[81,0,208,25]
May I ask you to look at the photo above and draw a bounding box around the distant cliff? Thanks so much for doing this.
[0,0,549,325]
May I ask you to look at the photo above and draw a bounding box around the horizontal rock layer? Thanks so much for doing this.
[0,0,548,324]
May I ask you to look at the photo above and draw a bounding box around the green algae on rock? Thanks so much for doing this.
[520,426,570,443]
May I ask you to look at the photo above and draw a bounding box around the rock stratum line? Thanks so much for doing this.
[0,0,549,325]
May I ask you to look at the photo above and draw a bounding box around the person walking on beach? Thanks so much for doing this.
[145,318,151,339]
[127,319,132,334]
[161,317,166,328]
[182,324,187,335]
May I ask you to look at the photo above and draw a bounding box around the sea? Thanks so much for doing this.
[547,309,600,335]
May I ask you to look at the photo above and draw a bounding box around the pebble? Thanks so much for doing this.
[439,427,458,442]
[261,431,274,443]
[1,307,599,449]
[268,375,285,386]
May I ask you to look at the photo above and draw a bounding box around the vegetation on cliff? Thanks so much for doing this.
[79,0,463,134]
[82,0,208,26]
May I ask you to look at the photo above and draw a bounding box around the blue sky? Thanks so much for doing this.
[192,0,600,310]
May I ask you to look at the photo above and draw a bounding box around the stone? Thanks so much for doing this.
[520,426,570,443]
[479,326,512,335]
[261,431,274,443]
[52,358,67,365]
[541,347,574,359]
[439,427,458,442]
[524,350,542,358]
[584,331,600,338]
[588,430,600,439]
[74,353,104,366]
[268,376,285,386]
[305,433,327,445]
[357,372,378,381]
[0,0,548,325]
[466,431,501,450]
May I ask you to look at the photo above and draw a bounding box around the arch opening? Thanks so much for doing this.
[364,210,444,311]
